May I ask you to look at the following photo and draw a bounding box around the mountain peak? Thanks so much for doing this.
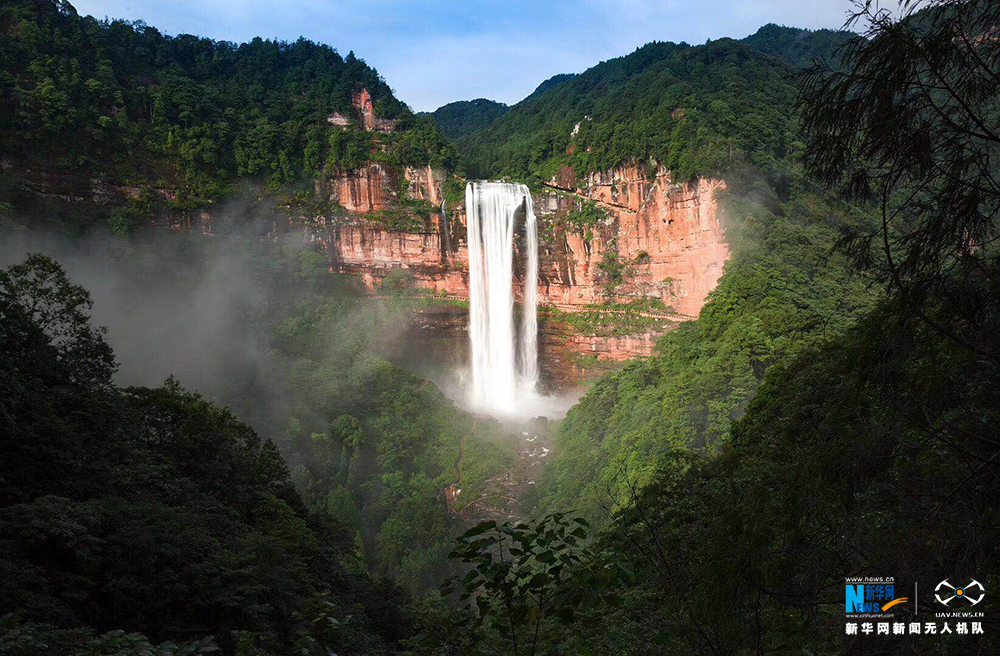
[740,22,855,67]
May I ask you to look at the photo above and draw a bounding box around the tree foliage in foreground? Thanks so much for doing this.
[0,254,407,654]
[802,0,1000,364]
[415,514,631,656]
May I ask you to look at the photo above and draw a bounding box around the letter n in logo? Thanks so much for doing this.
[846,585,865,612]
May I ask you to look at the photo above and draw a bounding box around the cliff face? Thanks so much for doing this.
[6,78,726,321]
[313,161,444,214]
[539,164,728,316]
[6,133,727,365]
[383,304,669,394]
[315,163,396,214]
[312,162,729,318]
[308,162,468,294]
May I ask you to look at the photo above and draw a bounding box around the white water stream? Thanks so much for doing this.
[465,182,539,416]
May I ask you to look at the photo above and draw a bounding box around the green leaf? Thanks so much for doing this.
[462,520,497,538]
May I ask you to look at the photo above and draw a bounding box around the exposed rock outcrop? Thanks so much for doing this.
[547,164,729,317]
[351,88,398,132]
[316,163,397,213]
[327,87,398,132]
[6,144,728,366]
[314,162,729,319]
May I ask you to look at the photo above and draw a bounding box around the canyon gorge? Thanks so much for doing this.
[5,88,730,388]
[299,147,730,383]
[311,161,729,319]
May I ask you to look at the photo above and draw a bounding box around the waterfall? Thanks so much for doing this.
[465,181,539,415]
[521,196,539,389]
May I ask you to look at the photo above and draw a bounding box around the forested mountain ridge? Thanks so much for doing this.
[739,23,853,68]
[424,98,508,139]
[423,75,579,141]
[526,73,578,98]
[455,38,798,182]
[431,24,848,169]
[0,0,454,228]
[509,25,868,521]
[453,24,850,183]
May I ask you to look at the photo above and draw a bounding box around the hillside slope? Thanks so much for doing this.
[425,98,508,139]
[453,26,851,183]
[0,0,454,228]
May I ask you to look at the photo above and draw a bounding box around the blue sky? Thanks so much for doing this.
[72,0,856,111]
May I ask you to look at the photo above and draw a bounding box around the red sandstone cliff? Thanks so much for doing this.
[542,164,729,317]
[313,161,445,215]
[313,162,729,318]
[6,83,727,320]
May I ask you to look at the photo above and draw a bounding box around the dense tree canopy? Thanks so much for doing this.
[0,0,451,203]
[0,254,409,654]
[741,23,853,68]
[453,25,850,184]
[425,99,508,140]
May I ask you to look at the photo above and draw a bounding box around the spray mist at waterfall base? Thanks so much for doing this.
[379,302,588,424]
[452,368,585,423]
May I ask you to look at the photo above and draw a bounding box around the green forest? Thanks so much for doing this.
[3,0,1000,655]
[0,237,521,654]
[0,253,408,655]
[450,24,851,184]
[0,0,454,217]
[424,99,508,140]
